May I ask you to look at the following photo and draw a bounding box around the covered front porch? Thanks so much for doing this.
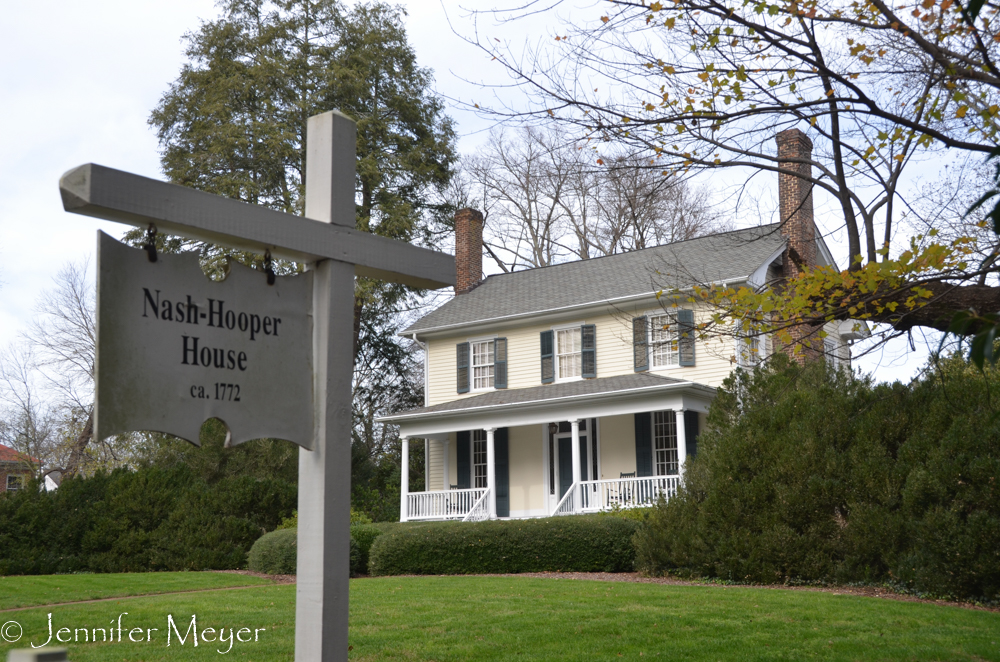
[381,373,715,522]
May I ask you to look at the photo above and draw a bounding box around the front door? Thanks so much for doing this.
[557,434,590,500]
[558,436,574,499]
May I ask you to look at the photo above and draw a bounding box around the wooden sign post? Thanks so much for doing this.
[59,110,454,661]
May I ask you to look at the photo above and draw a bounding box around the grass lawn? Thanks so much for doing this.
[0,574,997,660]
[0,572,275,610]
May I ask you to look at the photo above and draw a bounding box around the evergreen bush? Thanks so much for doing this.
[0,465,296,575]
[350,524,384,574]
[368,515,639,576]
[247,528,298,574]
[245,524,382,576]
[633,354,1000,602]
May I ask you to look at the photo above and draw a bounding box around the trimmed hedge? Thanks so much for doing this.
[247,528,297,574]
[0,465,295,575]
[351,524,384,573]
[634,353,1000,603]
[368,515,640,576]
[247,524,384,576]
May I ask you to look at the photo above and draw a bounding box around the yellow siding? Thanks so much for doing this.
[599,414,637,479]
[426,439,444,491]
[426,304,739,406]
[507,424,545,515]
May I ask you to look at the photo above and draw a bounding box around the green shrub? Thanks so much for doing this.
[276,508,373,531]
[244,524,381,577]
[368,515,639,576]
[350,523,384,574]
[247,528,298,574]
[634,353,1000,602]
[0,465,296,575]
[350,537,360,576]
[598,506,653,525]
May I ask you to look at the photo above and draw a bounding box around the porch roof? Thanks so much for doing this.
[379,373,716,437]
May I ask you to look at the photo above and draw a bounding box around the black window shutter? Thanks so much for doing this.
[494,338,508,389]
[633,316,648,372]
[581,324,597,378]
[495,428,509,517]
[684,410,700,459]
[456,431,471,489]
[678,309,696,367]
[457,342,470,393]
[540,330,554,384]
[634,413,653,477]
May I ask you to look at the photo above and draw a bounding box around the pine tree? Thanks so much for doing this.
[144,0,454,516]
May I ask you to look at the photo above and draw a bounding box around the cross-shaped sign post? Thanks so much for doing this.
[59,110,455,661]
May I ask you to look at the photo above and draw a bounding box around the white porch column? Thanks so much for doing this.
[400,437,409,522]
[442,438,450,490]
[570,419,581,512]
[486,427,497,518]
[675,410,687,480]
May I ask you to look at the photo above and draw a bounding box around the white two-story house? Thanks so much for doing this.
[381,129,864,522]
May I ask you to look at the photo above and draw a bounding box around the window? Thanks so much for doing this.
[634,311,695,370]
[653,411,679,476]
[824,340,839,369]
[649,314,679,368]
[459,338,506,392]
[556,328,582,379]
[471,340,494,390]
[738,334,762,367]
[6,475,25,491]
[473,430,488,488]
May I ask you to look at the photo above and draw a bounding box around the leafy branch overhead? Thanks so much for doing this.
[473,0,1000,352]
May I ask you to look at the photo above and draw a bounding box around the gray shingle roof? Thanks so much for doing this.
[406,224,784,333]
[381,372,698,421]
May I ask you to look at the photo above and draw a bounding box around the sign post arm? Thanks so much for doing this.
[59,163,454,289]
[295,111,358,662]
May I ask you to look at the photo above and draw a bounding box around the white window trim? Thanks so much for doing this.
[736,331,767,368]
[645,309,681,372]
[552,322,585,383]
[824,338,839,369]
[468,334,498,392]
[652,411,680,477]
[472,429,488,488]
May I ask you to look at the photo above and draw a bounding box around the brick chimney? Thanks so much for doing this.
[454,208,484,295]
[775,128,817,279]
[775,128,820,362]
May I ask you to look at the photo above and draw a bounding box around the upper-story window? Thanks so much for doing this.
[633,310,696,372]
[556,329,582,379]
[649,314,679,368]
[6,474,25,491]
[824,339,839,369]
[542,325,596,384]
[737,334,763,368]
[457,338,507,393]
[471,340,495,390]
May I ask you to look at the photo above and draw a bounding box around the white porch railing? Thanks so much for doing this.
[557,475,681,515]
[552,482,579,516]
[406,487,487,521]
[462,488,491,522]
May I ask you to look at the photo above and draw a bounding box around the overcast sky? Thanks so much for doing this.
[0,0,935,384]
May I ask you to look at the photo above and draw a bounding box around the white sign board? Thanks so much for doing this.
[95,231,314,448]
